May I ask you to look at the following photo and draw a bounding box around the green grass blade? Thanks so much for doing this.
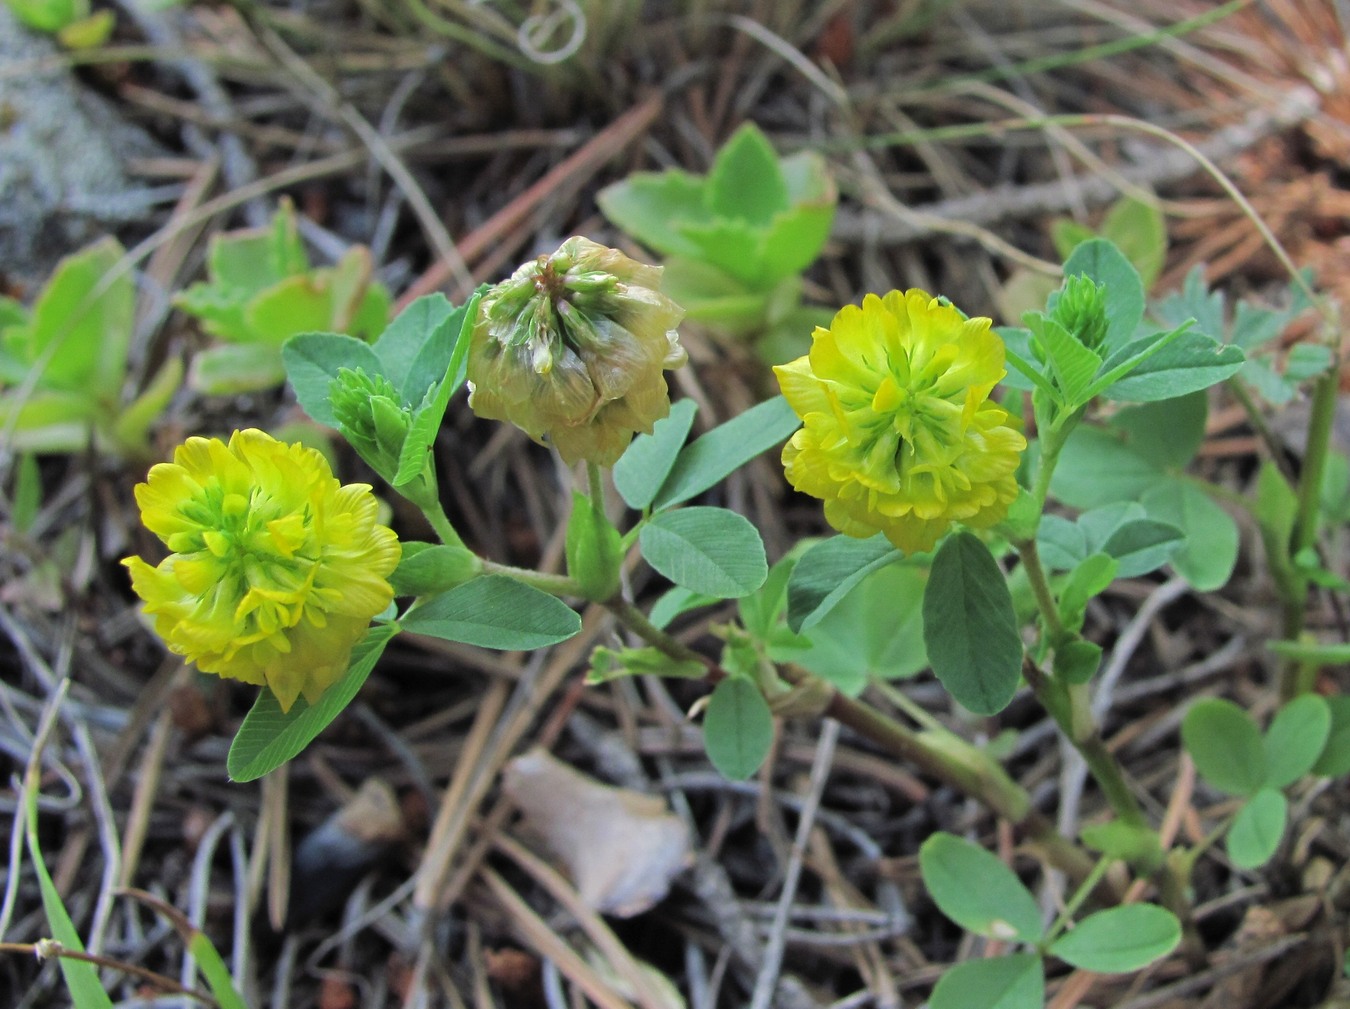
[24,771,115,1009]
[187,930,250,1009]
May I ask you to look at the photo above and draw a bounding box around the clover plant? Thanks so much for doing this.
[1000,191,1168,320]
[4,0,114,47]
[0,237,180,459]
[117,227,1347,1008]
[174,199,390,395]
[919,832,1181,1009]
[1182,693,1339,869]
[598,121,837,362]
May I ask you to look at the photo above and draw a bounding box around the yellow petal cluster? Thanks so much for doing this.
[774,290,1026,554]
[467,237,686,466]
[122,429,401,712]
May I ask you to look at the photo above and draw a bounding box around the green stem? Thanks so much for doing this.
[421,499,465,550]
[1227,377,1298,485]
[809,673,1109,891]
[1018,539,1149,829]
[870,679,945,733]
[1280,367,1339,698]
[1023,652,1148,829]
[606,593,1109,891]
[397,462,466,550]
[607,598,704,663]
[1044,854,1112,946]
[1018,537,1067,644]
[480,559,585,599]
[1068,687,1148,827]
[587,461,606,508]
[1023,403,1145,820]
[1030,413,1072,516]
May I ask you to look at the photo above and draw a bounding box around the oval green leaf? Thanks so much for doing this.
[922,533,1023,715]
[929,954,1043,1009]
[282,332,383,427]
[1141,479,1238,591]
[400,575,581,649]
[640,507,768,598]
[772,562,928,697]
[1050,426,1166,510]
[706,123,789,225]
[1049,904,1181,973]
[652,396,801,510]
[1181,698,1265,797]
[1227,788,1287,870]
[389,542,481,596]
[369,291,453,394]
[1264,693,1331,789]
[1098,517,1184,577]
[919,832,1043,943]
[785,534,901,632]
[393,291,480,486]
[1101,330,1245,403]
[1037,514,1086,571]
[703,677,774,780]
[227,622,399,781]
[613,397,698,510]
[370,293,453,399]
[1312,695,1350,777]
[650,585,721,630]
[1112,392,1208,470]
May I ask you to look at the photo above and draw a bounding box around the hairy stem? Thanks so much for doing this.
[421,500,465,551]
[1019,537,1067,643]
[480,560,584,598]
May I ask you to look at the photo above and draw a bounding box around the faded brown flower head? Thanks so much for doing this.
[466,237,686,466]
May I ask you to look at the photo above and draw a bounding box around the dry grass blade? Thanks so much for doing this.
[480,868,639,1009]
[397,92,665,307]
[495,832,677,1009]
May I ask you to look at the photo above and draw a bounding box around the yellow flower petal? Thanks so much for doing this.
[123,429,401,712]
[776,290,1026,554]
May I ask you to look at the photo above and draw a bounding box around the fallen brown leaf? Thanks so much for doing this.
[502,748,691,917]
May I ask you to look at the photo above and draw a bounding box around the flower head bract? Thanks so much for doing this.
[466,236,686,466]
[123,429,401,712]
[774,290,1026,554]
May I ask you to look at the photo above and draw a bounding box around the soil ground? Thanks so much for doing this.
[3,2,1350,1007]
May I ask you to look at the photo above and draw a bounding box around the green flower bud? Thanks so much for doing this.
[330,368,411,479]
[1052,275,1109,351]
[564,490,622,600]
[466,237,686,466]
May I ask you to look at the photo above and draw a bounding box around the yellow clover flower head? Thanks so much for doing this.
[774,290,1026,554]
[122,429,401,712]
[466,236,687,466]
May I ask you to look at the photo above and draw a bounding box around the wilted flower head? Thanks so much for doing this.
[774,290,1026,554]
[122,429,401,712]
[466,237,686,466]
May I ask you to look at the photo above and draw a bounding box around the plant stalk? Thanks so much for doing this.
[806,673,1110,891]
[1280,366,1339,698]
[480,560,584,599]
